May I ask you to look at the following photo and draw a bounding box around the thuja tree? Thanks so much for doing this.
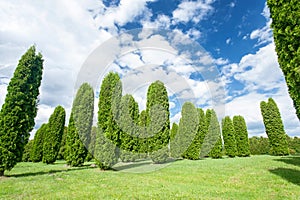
[22,140,34,162]
[233,115,250,157]
[201,109,222,158]
[118,94,140,162]
[57,127,68,160]
[178,102,199,160]
[137,110,148,158]
[30,124,48,162]
[146,81,170,163]
[222,116,237,158]
[0,46,43,176]
[96,72,121,169]
[65,83,94,166]
[86,126,97,161]
[43,106,66,164]
[197,108,207,157]
[65,113,86,166]
[260,98,289,156]
[267,0,300,120]
[169,122,178,157]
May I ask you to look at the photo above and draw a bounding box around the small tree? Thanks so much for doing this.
[222,116,237,158]
[233,115,250,157]
[43,106,66,164]
[22,140,34,162]
[0,46,43,176]
[260,98,289,156]
[198,108,207,157]
[30,124,48,162]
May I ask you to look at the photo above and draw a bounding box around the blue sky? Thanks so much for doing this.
[0,0,299,137]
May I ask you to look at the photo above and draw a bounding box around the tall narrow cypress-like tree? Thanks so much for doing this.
[198,108,207,157]
[42,106,66,164]
[30,124,48,162]
[0,46,43,176]
[267,0,300,120]
[146,81,170,163]
[222,116,237,158]
[233,115,250,157]
[177,102,199,160]
[57,127,68,160]
[65,113,86,166]
[201,109,222,158]
[65,83,94,166]
[137,110,148,158]
[118,94,140,162]
[260,98,289,156]
[22,140,34,162]
[86,126,97,161]
[200,109,222,158]
[96,72,122,169]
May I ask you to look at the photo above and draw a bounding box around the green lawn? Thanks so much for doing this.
[0,155,299,199]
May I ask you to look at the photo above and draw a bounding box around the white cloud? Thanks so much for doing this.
[226,38,231,45]
[249,3,273,46]
[172,0,215,24]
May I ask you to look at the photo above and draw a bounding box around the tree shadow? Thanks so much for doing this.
[269,168,300,186]
[274,156,300,168]
[7,165,92,178]
[113,161,153,171]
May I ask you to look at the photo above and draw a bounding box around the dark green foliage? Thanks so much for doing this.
[233,115,250,157]
[260,98,289,156]
[249,136,270,155]
[118,94,140,162]
[42,106,66,164]
[180,103,200,160]
[287,136,300,154]
[170,123,178,140]
[30,124,48,162]
[222,116,237,157]
[137,110,148,158]
[22,140,34,162]
[94,127,118,170]
[97,72,121,169]
[267,0,300,120]
[99,72,122,146]
[65,83,94,166]
[57,127,68,160]
[86,126,97,161]
[169,122,178,158]
[170,102,198,159]
[0,46,43,175]
[201,109,222,158]
[197,108,207,155]
[146,81,170,163]
[65,114,86,166]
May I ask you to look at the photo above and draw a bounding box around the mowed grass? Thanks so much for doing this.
[0,155,299,199]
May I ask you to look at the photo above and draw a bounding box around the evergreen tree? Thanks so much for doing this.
[86,126,97,161]
[198,108,207,157]
[57,127,68,160]
[137,110,148,158]
[22,140,34,162]
[97,72,122,169]
[267,0,300,120]
[222,116,237,158]
[170,123,178,140]
[249,136,270,155]
[170,102,198,159]
[169,122,178,158]
[94,127,118,170]
[260,98,289,156]
[30,124,48,162]
[65,83,94,166]
[65,113,86,166]
[43,106,66,164]
[233,115,250,157]
[118,94,140,162]
[200,109,222,158]
[0,46,43,176]
[146,81,170,163]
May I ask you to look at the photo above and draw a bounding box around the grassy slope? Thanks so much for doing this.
[0,155,299,199]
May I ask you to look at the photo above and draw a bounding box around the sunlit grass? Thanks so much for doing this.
[0,155,299,199]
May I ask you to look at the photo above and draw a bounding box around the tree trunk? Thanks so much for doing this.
[0,169,4,176]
